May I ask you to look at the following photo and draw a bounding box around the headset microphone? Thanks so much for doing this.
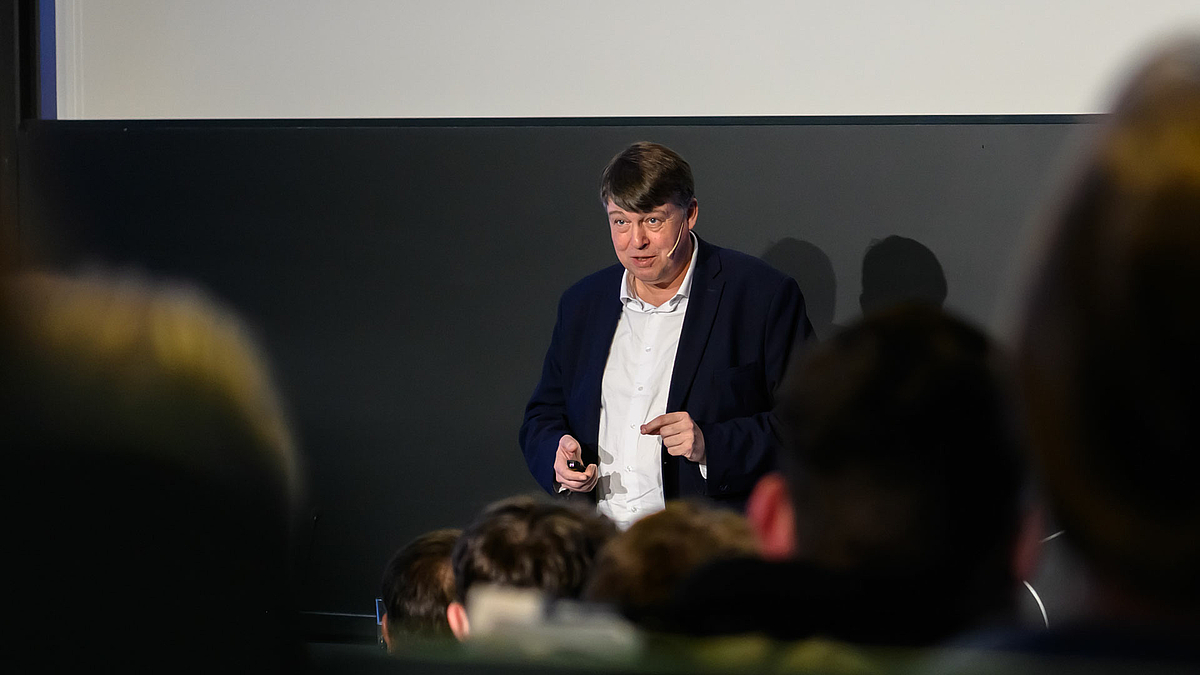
[666,219,687,258]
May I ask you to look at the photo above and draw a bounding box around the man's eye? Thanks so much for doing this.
[647,218,660,224]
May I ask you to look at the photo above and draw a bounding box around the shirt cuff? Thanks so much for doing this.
[699,461,707,480]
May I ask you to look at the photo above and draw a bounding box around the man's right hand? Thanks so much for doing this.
[554,434,598,492]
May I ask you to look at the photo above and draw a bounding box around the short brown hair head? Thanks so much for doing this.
[381,528,461,644]
[451,496,616,602]
[600,141,695,212]
[584,501,758,621]
[3,271,300,669]
[776,305,1024,613]
[1015,38,1200,610]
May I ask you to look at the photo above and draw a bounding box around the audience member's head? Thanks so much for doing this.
[4,271,301,671]
[380,528,461,650]
[1015,38,1200,624]
[584,500,759,623]
[447,495,616,640]
[754,305,1025,621]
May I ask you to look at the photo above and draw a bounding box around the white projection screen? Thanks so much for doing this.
[53,0,1200,120]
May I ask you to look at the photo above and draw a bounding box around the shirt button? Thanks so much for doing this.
[637,386,643,391]
[626,465,634,471]
[644,346,651,352]
[630,506,639,512]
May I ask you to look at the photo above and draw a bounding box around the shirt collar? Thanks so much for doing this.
[619,232,700,309]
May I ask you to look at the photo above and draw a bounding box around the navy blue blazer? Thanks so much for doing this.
[519,237,813,507]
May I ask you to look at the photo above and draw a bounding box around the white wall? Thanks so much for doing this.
[56,0,1200,119]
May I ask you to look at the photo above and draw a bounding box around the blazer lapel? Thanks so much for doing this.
[668,238,724,412]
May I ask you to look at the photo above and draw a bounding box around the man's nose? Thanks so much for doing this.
[631,222,650,248]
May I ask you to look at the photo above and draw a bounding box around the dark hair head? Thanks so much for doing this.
[380,528,461,644]
[451,496,617,602]
[600,141,695,212]
[776,305,1024,607]
[583,500,757,622]
[1015,38,1200,610]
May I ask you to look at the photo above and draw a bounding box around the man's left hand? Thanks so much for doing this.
[641,412,705,464]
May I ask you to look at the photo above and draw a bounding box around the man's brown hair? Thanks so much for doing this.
[1015,38,1200,611]
[600,141,695,212]
[381,528,461,645]
[451,495,616,602]
[3,271,300,670]
[776,305,1024,615]
[584,501,758,621]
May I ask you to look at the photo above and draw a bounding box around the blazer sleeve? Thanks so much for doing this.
[700,276,811,497]
[519,297,573,494]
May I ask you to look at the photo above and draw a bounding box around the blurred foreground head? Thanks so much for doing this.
[584,500,758,624]
[765,305,1024,617]
[447,495,616,640]
[380,528,461,650]
[2,271,300,671]
[1016,38,1200,618]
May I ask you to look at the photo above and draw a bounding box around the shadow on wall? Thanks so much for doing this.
[860,236,947,316]
[760,238,836,341]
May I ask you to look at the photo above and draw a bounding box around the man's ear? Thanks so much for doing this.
[446,601,470,641]
[686,197,699,230]
[380,613,392,651]
[746,472,796,560]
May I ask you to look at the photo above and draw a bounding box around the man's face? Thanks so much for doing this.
[607,198,698,288]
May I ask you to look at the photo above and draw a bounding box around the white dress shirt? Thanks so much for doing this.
[596,234,702,529]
